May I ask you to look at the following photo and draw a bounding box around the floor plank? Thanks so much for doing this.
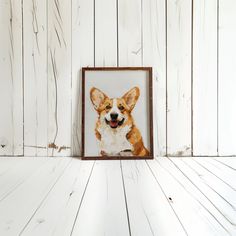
[20,158,94,236]
[169,158,236,235]
[0,158,23,176]
[148,158,232,236]
[194,158,236,190]
[71,161,130,236]
[213,157,236,170]
[0,158,48,201]
[0,157,235,236]
[0,158,71,236]
[121,160,186,236]
[176,158,236,230]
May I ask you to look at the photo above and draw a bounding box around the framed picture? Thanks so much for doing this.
[81,67,153,160]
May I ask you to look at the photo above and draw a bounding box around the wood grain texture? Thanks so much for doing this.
[121,160,186,235]
[194,158,236,190]
[218,0,236,156]
[47,0,72,156]
[167,0,192,156]
[71,161,130,236]
[181,158,236,226]
[0,158,48,201]
[213,157,236,170]
[19,159,94,236]
[0,157,235,235]
[95,0,117,66]
[23,0,47,156]
[0,0,23,156]
[2,0,236,157]
[0,158,71,236]
[71,0,94,156]
[150,157,234,235]
[174,158,236,235]
[142,0,166,156]
[118,0,142,66]
[192,0,218,156]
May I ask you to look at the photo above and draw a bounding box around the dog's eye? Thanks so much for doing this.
[118,105,124,110]
[106,105,112,110]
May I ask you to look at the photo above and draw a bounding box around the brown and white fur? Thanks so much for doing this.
[90,87,149,157]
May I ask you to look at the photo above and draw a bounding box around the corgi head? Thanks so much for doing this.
[90,87,140,129]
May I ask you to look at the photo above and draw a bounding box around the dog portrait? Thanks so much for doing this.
[82,67,153,160]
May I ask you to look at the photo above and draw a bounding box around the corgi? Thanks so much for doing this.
[90,86,149,157]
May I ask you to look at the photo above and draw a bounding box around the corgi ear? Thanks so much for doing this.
[122,87,140,111]
[90,87,108,110]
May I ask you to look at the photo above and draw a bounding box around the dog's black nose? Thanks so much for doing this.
[110,113,118,120]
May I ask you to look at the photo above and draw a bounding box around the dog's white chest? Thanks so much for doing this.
[98,125,132,155]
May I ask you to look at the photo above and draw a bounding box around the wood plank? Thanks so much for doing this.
[95,0,117,66]
[23,0,47,156]
[194,158,236,190]
[0,158,19,176]
[0,0,23,156]
[142,0,166,156]
[20,159,94,236]
[186,158,236,203]
[213,157,236,170]
[166,0,192,156]
[47,0,72,156]
[118,0,142,66]
[71,161,130,236]
[121,160,186,235]
[147,158,231,235]
[71,0,94,156]
[0,158,48,201]
[176,158,236,227]
[0,158,70,236]
[192,0,218,156]
[218,0,236,155]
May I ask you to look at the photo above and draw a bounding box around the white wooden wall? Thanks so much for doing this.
[0,0,235,157]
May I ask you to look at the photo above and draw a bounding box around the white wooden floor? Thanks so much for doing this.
[0,157,235,236]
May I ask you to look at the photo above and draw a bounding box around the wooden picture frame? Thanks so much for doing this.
[81,67,153,160]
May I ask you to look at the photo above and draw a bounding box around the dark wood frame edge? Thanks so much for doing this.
[81,67,154,160]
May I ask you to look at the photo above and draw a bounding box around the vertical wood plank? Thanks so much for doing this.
[218,0,236,156]
[0,0,23,156]
[0,0,230,157]
[167,0,192,156]
[118,0,142,66]
[192,0,218,156]
[142,0,166,156]
[71,0,94,156]
[47,0,72,156]
[95,0,117,66]
[23,0,47,156]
